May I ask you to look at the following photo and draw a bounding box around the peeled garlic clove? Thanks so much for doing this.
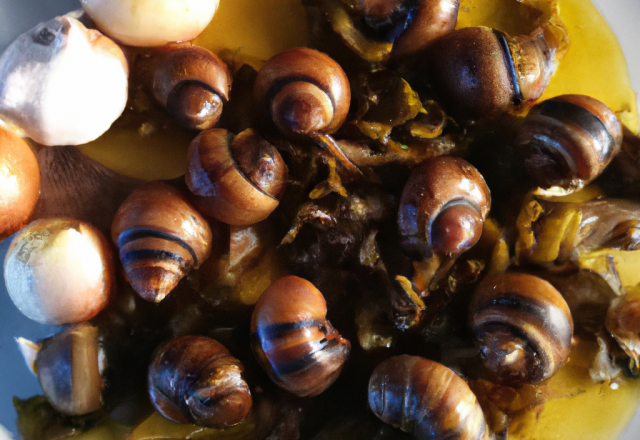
[0,15,128,146]
[80,0,220,47]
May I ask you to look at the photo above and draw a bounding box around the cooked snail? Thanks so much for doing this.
[368,355,493,440]
[515,94,622,191]
[606,290,640,375]
[0,15,128,146]
[398,156,490,288]
[426,25,562,121]
[0,127,40,239]
[470,272,574,385]
[79,0,219,47]
[148,335,252,428]
[254,47,359,174]
[185,128,288,225]
[111,181,212,303]
[355,0,459,57]
[250,275,350,397]
[34,323,104,416]
[152,46,231,131]
[4,218,115,325]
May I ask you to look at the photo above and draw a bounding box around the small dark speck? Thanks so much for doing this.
[33,28,56,46]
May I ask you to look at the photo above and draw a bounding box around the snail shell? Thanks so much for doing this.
[470,272,574,385]
[5,218,115,325]
[254,47,350,140]
[35,323,104,416]
[398,156,491,259]
[0,127,40,239]
[111,181,212,303]
[186,128,288,226]
[250,275,350,397]
[359,0,459,57]
[148,335,252,428]
[152,46,231,131]
[368,355,493,440]
[515,94,623,191]
[427,26,559,121]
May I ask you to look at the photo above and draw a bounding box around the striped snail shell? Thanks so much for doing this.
[148,336,252,428]
[398,156,491,259]
[250,275,351,397]
[470,272,574,385]
[515,94,623,191]
[359,0,459,57]
[368,355,494,440]
[111,181,212,303]
[186,128,288,226]
[427,25,560,121]
[152,46,231,131]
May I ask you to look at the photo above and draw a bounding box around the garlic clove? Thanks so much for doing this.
[80,0,220,47]
[0,15,128,146]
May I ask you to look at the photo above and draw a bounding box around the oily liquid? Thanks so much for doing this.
[73,0,640,439]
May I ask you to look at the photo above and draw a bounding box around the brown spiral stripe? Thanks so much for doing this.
[112,181,212,302]
[470,272,573,385]
[148,336,252,428]
[250,276,350,397]
[516,95,622,189]
[368,355,493,440]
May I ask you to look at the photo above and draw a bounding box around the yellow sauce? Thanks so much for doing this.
[70,2,640,438]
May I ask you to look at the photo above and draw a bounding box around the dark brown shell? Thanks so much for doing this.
[152,46,231,130]
[470,272,574,385]
[111,181,212,302]
[254,47,350,138]
[148,336,252,428]
[368,355,493,440]
[36,323,103,416]
[185,128,287,225]
[250,275,350,397]
[360,0,459,57]
[516,94,623,190]
[398,156,490,258]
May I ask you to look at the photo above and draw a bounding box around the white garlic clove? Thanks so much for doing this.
[80,0,220,47]
[0,15,128,146]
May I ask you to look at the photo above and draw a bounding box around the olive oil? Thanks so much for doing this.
[67,1,640,439]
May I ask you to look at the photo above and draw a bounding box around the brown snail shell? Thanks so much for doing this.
[250,275,350,397]
[427,25,560,121]
[470,272,574,385]
[515,94,623,191]
[0,127,40,240]
[185,128,288,226]
[111,181,212,303]
[35,323,104,416]
[398,156,491,259]
[368,355,493,440]
[359,0,459,57]
[148,335,252,428]
[606,290,640,375]
[152,46,231,131]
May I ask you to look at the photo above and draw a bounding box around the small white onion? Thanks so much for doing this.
[0,15,128,146]
[80,0,220,47]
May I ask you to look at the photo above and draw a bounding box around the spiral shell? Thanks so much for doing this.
[35,323,104,416]
[398,156,491,259]
[148,335,252,428]
[111,181,212,303]
[250,275,350,397]
[186,128,288,225]
[470,272,574,385]
[254,47,350,139]
[368,355,493,440]
[152,46,231,131]
[516,94,623,191]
